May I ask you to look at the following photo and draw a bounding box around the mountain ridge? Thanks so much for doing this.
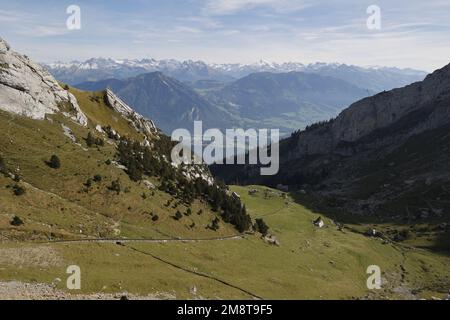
[44,57,427,93]
[75,71,235,133]
[289,62,450,158]
[75,70,376,135]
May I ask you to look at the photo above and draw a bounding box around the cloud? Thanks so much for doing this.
[204,0,312,15]
[0,8,68,37]
[174,26,203,34]
[16,24,69,37]
[178,16,222,29]
[0,9,34,22]
[2,0,449,71]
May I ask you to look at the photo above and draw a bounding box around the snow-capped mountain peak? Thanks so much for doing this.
[42,57,427,93]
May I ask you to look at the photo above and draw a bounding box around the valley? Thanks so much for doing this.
[1,185,448,300]
[0,36,448,301]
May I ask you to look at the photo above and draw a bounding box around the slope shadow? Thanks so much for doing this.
[290,191,450,255]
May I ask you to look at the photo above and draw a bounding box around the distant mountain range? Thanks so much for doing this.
[46,57,427,137]
[75,70,373,135]
[44,58,426,92]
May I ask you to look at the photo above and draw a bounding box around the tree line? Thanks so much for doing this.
[116,136,252,232]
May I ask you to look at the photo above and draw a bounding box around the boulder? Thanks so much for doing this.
[263,235,280,246]
[313,217,324,228]
[143,180,156,190]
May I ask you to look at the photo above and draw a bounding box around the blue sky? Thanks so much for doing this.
[1,0,449,71]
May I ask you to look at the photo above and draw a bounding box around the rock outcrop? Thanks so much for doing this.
[105,88,157,137]
[0,37,87,126]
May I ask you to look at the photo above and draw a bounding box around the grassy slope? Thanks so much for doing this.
[0,88,236,241]
[0,185,448,299]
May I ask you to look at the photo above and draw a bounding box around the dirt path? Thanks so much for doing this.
[259,203,289,218]
[28,234,246,245]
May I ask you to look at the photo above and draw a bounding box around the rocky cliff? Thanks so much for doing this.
[105,88,157,137]
[0,37,87,125]
[292,63,450,157]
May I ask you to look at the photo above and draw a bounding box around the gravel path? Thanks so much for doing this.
[0,281,175,300]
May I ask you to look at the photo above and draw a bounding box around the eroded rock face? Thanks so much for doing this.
[0,37,87,126]
[331,64,450,142]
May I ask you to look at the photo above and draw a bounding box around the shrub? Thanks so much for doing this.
[254,218,269,236]
[11,215,24,226]
[209,217,220,231]
[174,211,183,221]
[13,184,26,196]
[47,155,61,169]
[86,132,104,148]
[93,174,102,182]
[86,132,95,147]
[127,159,143,182]
[185,208,192,216]
[0,156,7,175]
[152,214,159,222]
[108,179,121,194]
[394,229,411,241]
[84,178,92,188]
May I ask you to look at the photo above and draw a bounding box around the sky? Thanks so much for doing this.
[1,0,449,72]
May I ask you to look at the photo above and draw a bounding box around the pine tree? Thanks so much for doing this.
[48,155,61,169]
[86,132,95,147]
[12,184,26,196]
[210,217,220,231]
[0,156,7,175]
[174,210,183,221]
[11,215,24,226]
[254,218,269,236]
[127,158,143,181]
[108,179,121,194]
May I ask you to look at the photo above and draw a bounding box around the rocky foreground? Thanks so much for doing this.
[0,281,175,300]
